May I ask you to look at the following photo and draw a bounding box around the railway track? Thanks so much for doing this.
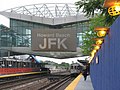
[39,75,72,90]
[0,72,73,90]
[0,74,48,90]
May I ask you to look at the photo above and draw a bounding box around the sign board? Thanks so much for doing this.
[31,28,76,52]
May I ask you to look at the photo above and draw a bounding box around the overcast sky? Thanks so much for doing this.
[0,0,78,11]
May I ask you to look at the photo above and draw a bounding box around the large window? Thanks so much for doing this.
[10,19,50,47]
[10,19,90,47]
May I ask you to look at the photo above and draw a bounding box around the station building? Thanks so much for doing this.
[0,3,89,58]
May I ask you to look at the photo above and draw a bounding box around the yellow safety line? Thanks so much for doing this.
[65,73,83,90]
[0,72,43,78]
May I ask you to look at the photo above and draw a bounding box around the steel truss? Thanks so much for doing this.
[4,3,83,18]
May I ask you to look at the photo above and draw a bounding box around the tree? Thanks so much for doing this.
[59,62,70,69]
[75,0,119,55]
[81,15,107,55]
[75,0,118,26]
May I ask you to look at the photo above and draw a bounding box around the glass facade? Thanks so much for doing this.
[0,25,12,47]
[0,19,90,57]
[10,19,50,47]
[10,19,90,47]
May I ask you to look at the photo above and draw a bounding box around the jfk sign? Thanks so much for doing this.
[32,28,76,52]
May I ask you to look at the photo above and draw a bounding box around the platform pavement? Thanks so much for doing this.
[75,75,94,90]
[65,74,94,90]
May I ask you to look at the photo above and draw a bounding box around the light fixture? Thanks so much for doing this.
[96,39,103,45]
[108,3,120,16]
[89,44,101,63]
[92,49,97,53]
[94,27,109,37]
[91,44,101,53]
[93,38,104,45]
[91,49,97,57]
[103,0,120,16]
[89,49,99,64]
[94,45,101,50]
[97,31,107,37]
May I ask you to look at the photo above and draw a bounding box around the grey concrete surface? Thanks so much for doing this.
[75,75,94,90]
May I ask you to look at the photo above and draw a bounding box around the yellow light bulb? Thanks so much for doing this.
[96,39,103,45]
[115,6,120,11]
[94,46,100,50]
[108,3,120,16]
[91,50,97,56]
[93,50,96,53]
[97,30,107,37]
[91,52,94,57]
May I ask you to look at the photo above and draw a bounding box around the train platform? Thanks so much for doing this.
[65,73,94,90]
[0,72,43,78]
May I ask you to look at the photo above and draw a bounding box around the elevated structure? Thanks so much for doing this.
[0,3,87,25]
[0,3,90,58]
